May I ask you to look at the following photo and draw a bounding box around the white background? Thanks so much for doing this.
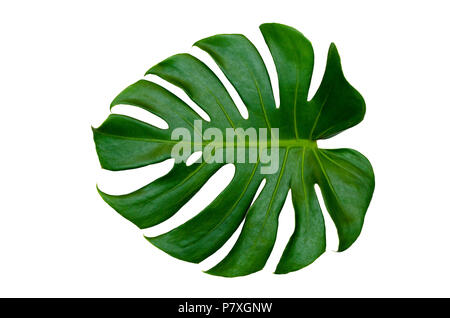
[1,0,449,297]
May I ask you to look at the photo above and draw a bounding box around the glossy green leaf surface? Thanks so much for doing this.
[93,23,375,277]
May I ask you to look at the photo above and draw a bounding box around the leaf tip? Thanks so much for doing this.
[259,22,287,30]
[109,98,119,109]
[95,184,107,197]
[327,42,340,61]
[258,22,273,30]
[337,236,359,253]
[144,66,156,76]
[273,268,289,275]
[202,268,226,278]
[192,39,204,50]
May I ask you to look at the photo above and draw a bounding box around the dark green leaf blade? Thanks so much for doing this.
[309,44,366,140]
[275,148,326,274]
[206,149,293,277]
[146,162,263,263]
[194,34,275,129]
[111,79,204,131]
[260,23,314,139]
[93,114,173,170]
[98,161,222,229]
[146,53,244,129]
[93,23,375,277]
[313,148,375,251]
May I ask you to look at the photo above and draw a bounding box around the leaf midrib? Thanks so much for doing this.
[95,129,318,149]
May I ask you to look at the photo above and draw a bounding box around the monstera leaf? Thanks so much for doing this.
[93,23,375,277]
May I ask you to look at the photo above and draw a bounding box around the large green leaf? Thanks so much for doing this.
[93,23,375,277]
